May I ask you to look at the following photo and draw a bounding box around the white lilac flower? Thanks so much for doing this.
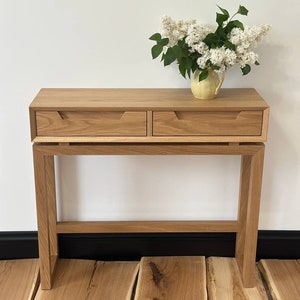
[191,42,209,55]
[237,51,258,68]
[224,48,237,67]
[228,24,270,68]
[197,52,210,69]
[208,47,237,71]
[229,25,271,52]
[160,16,178,46]
[209,47,226,66]
[157,15,270,76]
[161,15,196,46]
[185,24,215,49]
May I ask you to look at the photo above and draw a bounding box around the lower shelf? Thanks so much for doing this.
[56,220,238,233]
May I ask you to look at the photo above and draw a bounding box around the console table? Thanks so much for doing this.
[29,88,269,289]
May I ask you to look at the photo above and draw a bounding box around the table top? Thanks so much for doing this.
[30,88,269,111]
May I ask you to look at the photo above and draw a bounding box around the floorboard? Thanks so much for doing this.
[207,257,268,300]
[35,259,96,300]
[258,259,300,300]
[1,257,300,299]
[0,259,39,300]
[87,261,139,300]
[134,256,207,300]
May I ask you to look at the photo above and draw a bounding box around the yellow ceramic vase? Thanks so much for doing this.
[191,68,225,100]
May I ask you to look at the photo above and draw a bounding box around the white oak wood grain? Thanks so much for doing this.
[207,257,268,300]
[134,256,207,300]
[258,260,300,300]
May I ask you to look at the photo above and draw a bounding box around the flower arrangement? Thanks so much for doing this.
[149,5,270,82]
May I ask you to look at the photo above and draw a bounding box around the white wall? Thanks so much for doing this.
[0,0,299,231]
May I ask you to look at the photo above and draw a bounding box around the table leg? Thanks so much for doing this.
[45,156,58,263]
[236,146,265,287]
[33,146,58,289]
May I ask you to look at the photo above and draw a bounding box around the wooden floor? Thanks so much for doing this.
[0,257,299,300]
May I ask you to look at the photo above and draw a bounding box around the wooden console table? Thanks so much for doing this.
[29,88,269,289]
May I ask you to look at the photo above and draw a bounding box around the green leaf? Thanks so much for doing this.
[179,63,186,78]
[191,63,198,73]
[163,48,177,66]
[199,68,209,81]
[210,64,220,71]
[241,64,251,75]
[217,5,230,18]
[158,38,169,47]
[178,39,190,56]
[149,33,161,41]
[226,20,244,32]
[216,13,229,26]
[238,5,249,16]
[182,56,193,69]
[215,26,227,39]
[172,45,182,58]
[203,33,219,47]
[178,39,186,48]
[224,40,236,50]
[151,45,163,59]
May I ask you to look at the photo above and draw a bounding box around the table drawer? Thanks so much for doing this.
[36,111,147,136]
[153,111,263,136]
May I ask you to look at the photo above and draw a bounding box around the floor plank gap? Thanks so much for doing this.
[257,265,273,300]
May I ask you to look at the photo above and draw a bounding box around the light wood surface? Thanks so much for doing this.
[87,262,139,300]
[33,143,264,156]
[258,259,300,300]
[0,259,39,300]
[236,146,265,287]
[33,148,53,290]
[30,88,269,143]
[153,110,263,136]
[1,258,299,299]
[33,135,268,143]
[36,111,147,137]
[45,156,58,260]
[30,88,268,110]
[207,257,268,300]
[134,256,207,300]
[30,88,269,289]
[56,220,238,233]
[35,259,95,300]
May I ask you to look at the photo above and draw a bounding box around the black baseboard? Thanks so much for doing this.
[0,231,299,260]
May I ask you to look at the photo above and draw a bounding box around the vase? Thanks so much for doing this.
[190,68,225,100]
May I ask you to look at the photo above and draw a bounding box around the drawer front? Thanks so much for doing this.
[153,111,263,136]
[36,111,147,136]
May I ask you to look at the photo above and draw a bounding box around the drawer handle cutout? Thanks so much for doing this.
[56,111,126,120]
[57,111,65,120]
[174,112,185,120]
[173,111,243,120]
